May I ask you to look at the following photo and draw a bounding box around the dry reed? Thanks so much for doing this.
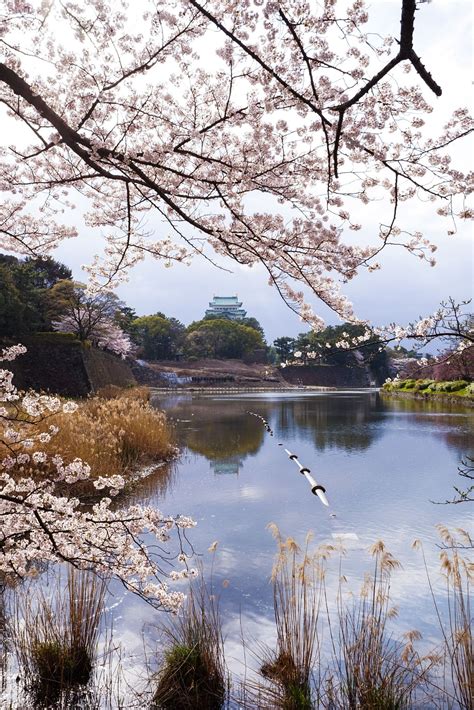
[241,524,326,709]
[421,526,473,709]
[151,578,227,710]
[329,540,436,709]
[0,393,176,496]
[241,528,441,710]
[95,384,151,402]
[13,566,106,706]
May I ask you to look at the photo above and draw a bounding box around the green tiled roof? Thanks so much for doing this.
[205,295,247,319]
[209,296,242,305]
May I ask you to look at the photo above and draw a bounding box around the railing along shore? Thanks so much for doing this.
[149,384,339,394]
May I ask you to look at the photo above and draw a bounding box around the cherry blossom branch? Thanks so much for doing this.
[187,0,330,127]
[331,0,442,176]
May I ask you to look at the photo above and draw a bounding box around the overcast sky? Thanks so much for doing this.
[47,1,473,342]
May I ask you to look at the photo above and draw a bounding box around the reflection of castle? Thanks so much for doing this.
[211,456,242,475]
[205,295,247,320]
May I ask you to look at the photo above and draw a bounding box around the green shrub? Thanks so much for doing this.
[417,380,435,391]
[444,380,469,392]
[384,379,472,397]
[153,644,225,710]
[152,582,226,710]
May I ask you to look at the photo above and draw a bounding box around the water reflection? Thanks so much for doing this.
[276,391,381,452]
[2,391,473,707]
[150,392,473,617]
[159,392,385,460]
[211,456,243,475]
[381,396,473,458]
[165,399,268,469]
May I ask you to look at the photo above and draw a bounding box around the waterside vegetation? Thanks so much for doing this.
[159,528,473,710]
[382,379,474,401]
[0,386,176,498]
[151,577,227,710]
[4,527,471,709]
[12,568,106,707]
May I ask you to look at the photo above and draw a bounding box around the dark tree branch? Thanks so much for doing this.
[187,0,330,127]
[331,0,442,176]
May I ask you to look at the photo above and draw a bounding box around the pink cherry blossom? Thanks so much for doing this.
[0,1,470,329]
[0,346,195,611]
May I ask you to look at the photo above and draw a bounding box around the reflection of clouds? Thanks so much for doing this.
[218,526,472,688]
[223,613,277,677]
[240,484,266,501]
[207,547,240,576]
[119,393,472,692]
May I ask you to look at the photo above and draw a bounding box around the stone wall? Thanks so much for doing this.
[4,334,136,396]
[280,364,372,387]
[82,347,136,392]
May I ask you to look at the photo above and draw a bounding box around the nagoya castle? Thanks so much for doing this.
[205,295,247,320]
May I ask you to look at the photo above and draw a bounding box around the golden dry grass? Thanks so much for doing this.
[50,396,174,474]
[0,392,175,495]
[95,384,151,402]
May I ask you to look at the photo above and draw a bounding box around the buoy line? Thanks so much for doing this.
[247,411,329,507]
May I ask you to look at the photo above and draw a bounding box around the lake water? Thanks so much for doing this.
[3,389,473,706]
[115,390,473,689]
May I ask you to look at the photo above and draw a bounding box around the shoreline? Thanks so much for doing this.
[149,385,382,395]
[150,384,338,394]
[380,389,474,407]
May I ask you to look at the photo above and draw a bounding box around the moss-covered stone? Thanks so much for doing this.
[3,335,136,396]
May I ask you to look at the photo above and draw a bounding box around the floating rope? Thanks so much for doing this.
[247,411,329,507]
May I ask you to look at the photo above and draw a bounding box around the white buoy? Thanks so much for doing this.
[284,449,329,507]
[248,412,329,507]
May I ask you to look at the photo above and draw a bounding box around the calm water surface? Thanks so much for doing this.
[117,390,473,677]
[4,390,473,705]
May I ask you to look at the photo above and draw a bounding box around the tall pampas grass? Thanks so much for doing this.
[331,540,436,709]
[151,575,227,710]
[241,529,440,709]
[241,524,326,709]
[13,566,106,706]
[418,526,473,709]
[1,392,176,497]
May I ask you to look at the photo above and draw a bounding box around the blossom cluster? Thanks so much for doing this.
[0,0,471,329]
[53,312,132,358]
[0,346,195,611]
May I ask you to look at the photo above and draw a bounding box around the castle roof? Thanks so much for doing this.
[208,295,242,306]
[205,294,246,319]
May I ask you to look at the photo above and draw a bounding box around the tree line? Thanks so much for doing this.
[3,254,470,379]
[0,254,266,360]
[1,253,392,370]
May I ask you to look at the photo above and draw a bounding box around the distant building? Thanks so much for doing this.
[205,295,247,320]
[211,456,242,475]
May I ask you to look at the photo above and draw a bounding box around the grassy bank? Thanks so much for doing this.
[0,387,177,496]
[382,378,474,400]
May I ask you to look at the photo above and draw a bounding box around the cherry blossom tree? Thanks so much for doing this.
[49,281,132,357]
[54,311,132,357]
[320,299,473,368]
[0,344,196,608]
[0,0,472,328]
[0,0,472,603]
